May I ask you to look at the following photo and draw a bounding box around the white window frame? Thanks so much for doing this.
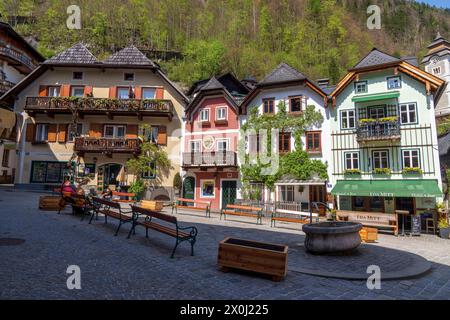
[216,107,227,121]
[71,86,85,97]
[142,87,156,99]
[216,139,229,152]
[399,103,417,124]
[344,152,360,170]
[104,125,126,138]
[387,76,401,90]
[35,124,49,142]
[199,109,210,122]
[117,87,130,99]
[200,179,215,198]
[189,140,202,153]
[47,86,60,97]
[279,185,294,202]
[402,149,420,169]
[372,150,389,169]
[142,161,156,179]
[355,81,367,94]
[340,110,355,129]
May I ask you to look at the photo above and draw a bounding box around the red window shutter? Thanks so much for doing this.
[38,86,48,97]
[47,124,58,142]
[109,86,117,98]
[84,86,93,97]
[156,88,164,99]
[58,124,68,143]
[26,124,36,142]
[60,85,71,97]
[157,126,167,145]
[126,125,138,139]
[89,124,103,138]
[135,87,142,99]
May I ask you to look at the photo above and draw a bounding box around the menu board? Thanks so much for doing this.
[411,215,421,236]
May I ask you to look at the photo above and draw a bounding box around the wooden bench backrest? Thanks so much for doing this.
[176,198,211,207]
[337,210,397,226]
[132,205,177,224]
[225,204,262,212]
[112,191,136,197]
[93,197,121,209]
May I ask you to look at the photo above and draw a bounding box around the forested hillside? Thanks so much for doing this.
[1,0,449,87]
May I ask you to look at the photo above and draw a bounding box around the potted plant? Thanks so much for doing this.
[438,217,450,239]
[326,209,337,221]
[373,168,391,175]
[173,172,182,197]
[402,167,423,174]
[344,169,361,175]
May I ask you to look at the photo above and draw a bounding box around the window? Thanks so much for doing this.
[142,88,156,99]
[344,152,359,170]
[354,81,367,94]
[433,67,441,75]
[104,125,126,138]
[216,139,229,152]
[71,86,84,97]
[368,106,386,119]
[68,123,83,141]
[35,124,49,142]
[341,110,355,129]
[216,107,227,121]
[47,86,60,97]
[30,161,67,183]
[279,185,294,202]
[372,150,389,169]
[142,162,156,179]
[263,98,275,114]
[387,76,401,89]
[400,103,417,124]
[190,140,201,153]
[200,109,210,122]
[73,72,83,80]
[201,180,215,198]
[279,132,291,153]
[124,73,135,81]
[117,87,130,99]
[289,96,302,113]
[2,149,10,168]
[402,149,420,168]
[306,131,321,152]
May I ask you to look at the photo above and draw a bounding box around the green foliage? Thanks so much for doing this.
[438,217,450,229]
[402,167,423,174]
[344,169,361,175]
[173,172,182,192]
[373,168,391,175]
[128,179,145,199]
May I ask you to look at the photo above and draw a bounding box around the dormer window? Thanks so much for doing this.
[73,72,83,80]
[200,109,210,122]
[216,107,227,121]
[354,81,367,94]
[124,73,134,81]
[387,76,401,90]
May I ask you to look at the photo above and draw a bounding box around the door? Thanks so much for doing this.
[396,197,415,232]
[309,185,326,215]
[98,164,122,191]
[182,176,195,206]
[221,180,237,209]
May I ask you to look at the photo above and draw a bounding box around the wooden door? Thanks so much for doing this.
[309,185,326,215]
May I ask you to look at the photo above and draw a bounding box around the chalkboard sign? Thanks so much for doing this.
[411,214,421,236]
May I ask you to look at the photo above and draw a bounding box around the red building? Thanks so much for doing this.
[182,74,250,210]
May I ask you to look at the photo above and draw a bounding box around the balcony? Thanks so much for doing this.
[0,46,37,72]
[0,79,15,96]
[74,138,141,156]
[24,97,174,120]
[182,151,237,168]
[356,120,401,142]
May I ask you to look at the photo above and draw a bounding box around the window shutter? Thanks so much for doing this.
[38,86,48,97]
[135,87,142,99]
[126,125,138,139]
[58,124,68,142]
[26,124,36,142]
[109,86,117,98]
[157,125,167,145]
[156,88,164,99]
[60,85,70,97]
[89,123,103,138]
[48,124,58,142]
[84,86,93,97]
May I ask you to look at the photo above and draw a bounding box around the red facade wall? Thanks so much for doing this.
[194,171,239,210]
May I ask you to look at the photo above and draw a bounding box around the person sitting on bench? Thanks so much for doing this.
[61,177,76,196]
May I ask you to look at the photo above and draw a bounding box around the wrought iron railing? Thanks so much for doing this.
[0,46,37,70]
[356,121,401,141]
[182,151,237,167]
[74,138,141,153]
[275,201,310,212]
[24,97,174,114]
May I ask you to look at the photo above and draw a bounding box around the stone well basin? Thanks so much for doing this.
[302,221,363,254]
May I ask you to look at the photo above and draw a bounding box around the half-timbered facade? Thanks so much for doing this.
[329,49,446,220]
[1,44,187,199]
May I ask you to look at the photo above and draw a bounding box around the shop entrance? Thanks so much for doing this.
[97,163,122,192]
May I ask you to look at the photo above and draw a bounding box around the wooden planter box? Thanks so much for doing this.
[218,237,288,281]
[39,196,65,211]
[140,200,164,211]
[359,227,378,242]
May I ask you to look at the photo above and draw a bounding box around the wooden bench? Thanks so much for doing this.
[128,205,198,258]
[271,208,319,227]
[172,198,211,218]
[337,210,398,235]
[220,204,264,225]
[89,197,133,236]
[112,191,136,203]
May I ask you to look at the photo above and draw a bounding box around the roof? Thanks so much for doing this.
[422,32,450,62]
[351,48,400,70]
[200,76,225,91]
[103,45,156,66]
[439,131,450,157]
[187,73,249,98]
[45,43,99,65]
[0,22,44,63]
[427,32,450,49]
[259,63,307,85]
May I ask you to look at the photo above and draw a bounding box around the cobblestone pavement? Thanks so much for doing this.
[1,189,450,300]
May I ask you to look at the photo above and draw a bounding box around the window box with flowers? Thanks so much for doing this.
[373,168,391,175]
[344,169,361,175]
[402,167,423,174]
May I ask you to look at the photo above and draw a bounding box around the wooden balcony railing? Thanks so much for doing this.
[356,121,401,142]
[74,138,141,154]
[182,151,237,167]
[0,79,15,95]
[24,97,174,119]
[0,46,37,70]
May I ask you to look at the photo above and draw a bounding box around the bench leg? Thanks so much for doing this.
[145,227,148,238]
[88,211,96,224]
[170,239,180,258]
[114,220,122,236]
[127,222,136,239]
[190,239,196,256]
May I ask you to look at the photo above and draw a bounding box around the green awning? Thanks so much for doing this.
[331,179,442,198]
[352,91,400,103]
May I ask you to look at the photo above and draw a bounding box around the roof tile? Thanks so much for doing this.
[45,43,98,64]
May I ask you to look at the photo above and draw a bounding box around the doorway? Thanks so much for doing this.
[309,185,326,215]
[182,176,195,206]
[396,197,415,232]
[97,163,122,192]
[221,180,237,209]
